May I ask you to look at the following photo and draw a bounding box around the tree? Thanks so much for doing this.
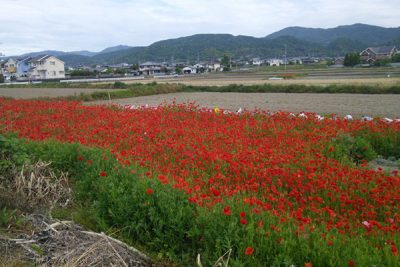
[221,54,231,71]
[0,74,4,83]
[392,53,400,63]
[343,53,360,67]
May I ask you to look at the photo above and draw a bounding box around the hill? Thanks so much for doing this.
[14,23,400,66]
[266,23,400,45]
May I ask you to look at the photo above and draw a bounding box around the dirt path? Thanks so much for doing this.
[142,76,400,87]
[91,92,400,118]
[0,88,113,99]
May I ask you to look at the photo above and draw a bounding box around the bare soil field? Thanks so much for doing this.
[0,88,113,99]
[92,92,400,118]
[141,75,400,87]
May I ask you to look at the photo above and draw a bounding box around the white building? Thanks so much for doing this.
[28,55,65,80]
[182,66,197,74]
[139,62,163,75]
[206,62,222,72]
[267,59,284,66]
[252,58,264,66]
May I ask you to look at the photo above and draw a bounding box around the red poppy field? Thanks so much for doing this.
[0,97,399,266]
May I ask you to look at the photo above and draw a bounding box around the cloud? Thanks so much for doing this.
[0,0,398,55]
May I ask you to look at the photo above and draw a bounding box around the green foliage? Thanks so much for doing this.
[373,58,391,67]
[326,130,400,165]
[113,81,128,89]
[392,53,400,63]
[69,69,97,77]
[221,54,231,71]
[326,134,377,164]
[0,207,25,229]
[344,53,361,67]
[0,134,30,173]
[0,74,4,83]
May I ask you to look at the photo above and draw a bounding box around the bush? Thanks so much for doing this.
[0,74,4,83]
[113,81,127,89]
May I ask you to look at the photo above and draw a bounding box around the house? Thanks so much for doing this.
[267,59,284,67]
[252,58,264,66]
[288,57,303,65]
[28,55,65,80]
[16,57,32,77]
[182,66,197,74]
[360,46,398,63]
[4,58,17,74]
[139,62,163,75]
[206,62,222,72]
[0,59,5,74]
[333,58,344,65]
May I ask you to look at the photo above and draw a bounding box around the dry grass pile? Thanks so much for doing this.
[1,215,152,267]
[14,162,71,211]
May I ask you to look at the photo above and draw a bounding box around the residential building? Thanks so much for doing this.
[267,59,284,66]
[206,61,222,72]
[252,58,264,66]
[139,62,163,75]
[0,59,5,74]
[182,66,197,74]
[29,55,65,80]
[4,58,17,74]
[360,46,398,63]
[16,57,32,77]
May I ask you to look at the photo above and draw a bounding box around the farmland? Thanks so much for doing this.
[0,97,399,266]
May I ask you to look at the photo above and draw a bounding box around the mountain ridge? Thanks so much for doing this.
[12,23,400,66]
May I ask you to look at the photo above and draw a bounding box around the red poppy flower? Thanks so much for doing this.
[223,206,231,216]
[146,188,154,195]
[245,246,254,255]
[100,171,107,177]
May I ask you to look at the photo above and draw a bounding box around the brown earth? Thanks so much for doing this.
[0,88,114,99]
[91,92,400,118]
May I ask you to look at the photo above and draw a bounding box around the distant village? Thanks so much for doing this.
[0,45,398,83]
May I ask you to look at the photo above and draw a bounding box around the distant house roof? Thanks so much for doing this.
[140,62,162,66]
[365,46,397,55]
[30,55,65,64]
[17,56,33,64]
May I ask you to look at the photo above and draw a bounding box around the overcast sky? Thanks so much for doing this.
[0,0,399,56]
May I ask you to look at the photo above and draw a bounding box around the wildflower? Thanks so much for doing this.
[362,221,371,231]
[245,247,254,256]
[240,212,246,218]
[304,263,312,267]
[100,171,107,177]
[391,241,398,256]
[240,218,248,225]
[146,188,154,195]
[348,260,355,267]
[212,189,221,197]
[223,206,231,216]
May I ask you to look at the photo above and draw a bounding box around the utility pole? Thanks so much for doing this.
[0,42,4,57]
[284,44,287,72]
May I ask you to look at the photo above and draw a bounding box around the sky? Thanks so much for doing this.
[0,0,399,56]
